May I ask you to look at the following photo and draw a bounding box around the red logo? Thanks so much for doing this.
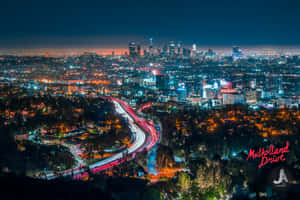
[246,141,290,168]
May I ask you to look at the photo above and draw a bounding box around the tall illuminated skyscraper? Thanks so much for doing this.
[232,46,243,59]
[169,41,176,56]
[177,83,187,102]
[149,37,153,53]
[137,45,141,57]
[162,44,168,56]
[129,41,137,57]
[192,44,197,51]
[177,42,182,55]
[192,44,197,57]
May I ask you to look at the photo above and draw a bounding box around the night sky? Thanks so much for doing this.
[1,0,300,48]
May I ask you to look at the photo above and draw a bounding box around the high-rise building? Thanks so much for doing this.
[143,49,149,57]
[129,41,137,57]
[137,45,141,57]
[246,90,257,105]
[232,46,243,59]
[177,84,187,102]
[177,42,182,55]
[157,47,162,55]
[156,74,169,91]
[191,44,197,57]
[223,93,245,105]
[192,44,197,51]
[182,48,191,57]
[162,45,168,56]
[149,37,153,53]
[169,41,176,56]
[205,48,216,59]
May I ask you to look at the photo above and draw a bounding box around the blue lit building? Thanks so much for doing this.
[177,85,187,102]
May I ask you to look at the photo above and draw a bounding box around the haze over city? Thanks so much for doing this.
[1,0,300,200]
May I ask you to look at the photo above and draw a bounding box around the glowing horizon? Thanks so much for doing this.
[1,45,300,57]
[0,47,129,57]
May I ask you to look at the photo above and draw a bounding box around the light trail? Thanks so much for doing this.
[45,97,160,180]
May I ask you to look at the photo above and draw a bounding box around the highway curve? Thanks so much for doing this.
[46,97,159,180]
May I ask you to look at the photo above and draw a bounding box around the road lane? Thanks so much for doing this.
[46,97,159,180]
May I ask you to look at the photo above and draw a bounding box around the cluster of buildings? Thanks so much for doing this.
[0,40,299,109]
[126,39,218,59]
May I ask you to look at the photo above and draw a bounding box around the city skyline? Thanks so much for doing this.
[1,1,300,199]
[2,45,300,57]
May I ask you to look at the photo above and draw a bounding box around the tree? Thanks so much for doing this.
[141,188,162,200]
[177,172,191,193]
[194,159,231,198]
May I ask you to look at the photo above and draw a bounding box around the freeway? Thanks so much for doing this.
[45,97,159,179]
